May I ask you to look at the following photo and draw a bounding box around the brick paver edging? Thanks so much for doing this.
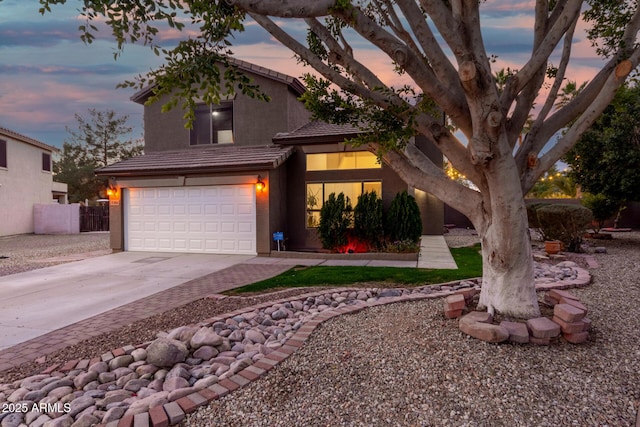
[49,267,589,427]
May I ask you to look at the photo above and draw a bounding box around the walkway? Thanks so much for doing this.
[418,235,458,269]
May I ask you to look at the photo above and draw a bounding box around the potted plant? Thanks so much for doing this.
[544,240,562,255]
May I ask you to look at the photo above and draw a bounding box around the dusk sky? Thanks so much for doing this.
[0,1,607,151]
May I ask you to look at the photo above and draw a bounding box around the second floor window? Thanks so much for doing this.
[42,152,51,172]
[0,139,6,168]
[190,103,234,145]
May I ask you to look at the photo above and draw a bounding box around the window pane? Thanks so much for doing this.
[306,183,323,210]
[363,181,382,196]
[0,139,6,168]
[356,152,381,169]
[306,181,382,228]
[190,105,211,145]
[212,104,233,144]
[189,103,234,145]
[306,151,380,171]
[42,152,51,172]
[324,182,361,205]
[336,152,356,169]
[306,154,326,171]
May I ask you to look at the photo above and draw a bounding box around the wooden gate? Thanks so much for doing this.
[80,205,109,232]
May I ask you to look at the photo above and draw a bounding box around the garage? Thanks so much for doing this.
[124,185,256,254]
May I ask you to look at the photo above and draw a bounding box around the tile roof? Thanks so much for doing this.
[96,144,294,176]
[273,121,362,143]
[131,58,306,103]
[0,126,58,152]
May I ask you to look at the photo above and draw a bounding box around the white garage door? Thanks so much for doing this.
[125,185,256,254]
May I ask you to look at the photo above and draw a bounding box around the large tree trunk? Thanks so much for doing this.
[476,209,540,318]
[474,159,541,319]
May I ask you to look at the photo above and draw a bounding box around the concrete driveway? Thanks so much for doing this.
[0,251,252,350]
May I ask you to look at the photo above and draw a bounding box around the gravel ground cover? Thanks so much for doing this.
[0,233,111,276]
[183,231,640,427]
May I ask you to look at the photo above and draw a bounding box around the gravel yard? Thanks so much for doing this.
[0,233,111,276]
[0,231,638,426]
[184,231,640,427]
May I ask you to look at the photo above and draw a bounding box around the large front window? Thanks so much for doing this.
[190,103,234,145]
[306,181,381,228]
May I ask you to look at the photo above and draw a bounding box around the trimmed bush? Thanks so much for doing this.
[353,191,384,249]
[318,192,352,251]
[386,191,423,243]
[526,202,550,231]
[535,204,593,252]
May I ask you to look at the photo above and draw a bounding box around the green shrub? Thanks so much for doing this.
[353,191,384,249]
[535,204,593,252]
[526,202,550,230]
[581,193,620,233]
[386,191,423,243]
[318,192,352,251]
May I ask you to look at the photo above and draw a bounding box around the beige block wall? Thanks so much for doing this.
[0,138,56,236]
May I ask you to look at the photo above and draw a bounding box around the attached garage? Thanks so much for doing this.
[125,185,256,254]
[97,145,294,256]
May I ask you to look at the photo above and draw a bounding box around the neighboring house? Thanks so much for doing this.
[0,127,68,237]
[98,59,443,255]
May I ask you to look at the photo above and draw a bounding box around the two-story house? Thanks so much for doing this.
[98,59,443,255]
[0,127,68,237]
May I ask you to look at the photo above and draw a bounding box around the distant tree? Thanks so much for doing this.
[66,109,143,168]
[564,84,640,208]
[54,109,142,202]
[53,142,103,203]
[526,166,577,199]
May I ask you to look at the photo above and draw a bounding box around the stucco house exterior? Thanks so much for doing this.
[98,59,443,255]
[0,127,68,237]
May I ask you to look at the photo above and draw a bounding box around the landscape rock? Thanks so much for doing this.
[190,328,223,349]
[146,338,189,367]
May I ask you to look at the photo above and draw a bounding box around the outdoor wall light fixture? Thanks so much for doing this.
[256,175,265,192]
[106,177,118,198]
[106,185,118,198]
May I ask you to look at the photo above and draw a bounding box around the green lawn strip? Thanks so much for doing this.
[227,244,482,294]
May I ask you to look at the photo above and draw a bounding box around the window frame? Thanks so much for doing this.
[306,151,381,171]
[42,152,51,172]
[305,180,382,228]
[0,139,6,168]
[189,102,234,146]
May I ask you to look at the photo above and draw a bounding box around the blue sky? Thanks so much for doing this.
[0,1,604,150]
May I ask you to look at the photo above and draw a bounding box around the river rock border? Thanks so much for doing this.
[0,264,591,427]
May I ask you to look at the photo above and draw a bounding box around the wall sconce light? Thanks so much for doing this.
[106,177,118,198]
[106,185,118,198]
[256,175,265,192]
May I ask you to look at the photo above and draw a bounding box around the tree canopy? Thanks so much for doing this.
[564,84,640,205]
[38,0,640,317]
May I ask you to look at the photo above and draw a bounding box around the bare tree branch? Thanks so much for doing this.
[508,0,582,99]
[514,19,576,169]
[395,0,469,131]
[382,145,484,226]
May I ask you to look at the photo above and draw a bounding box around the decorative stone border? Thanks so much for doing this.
[0,266,592,427]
